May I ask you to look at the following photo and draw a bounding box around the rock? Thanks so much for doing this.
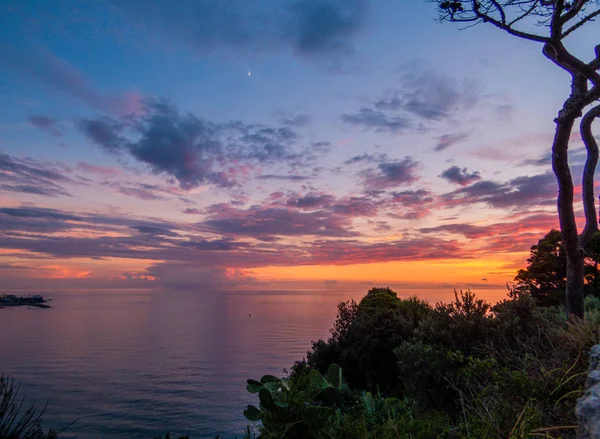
[577,345,600,438]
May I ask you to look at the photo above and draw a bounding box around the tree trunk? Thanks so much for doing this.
[579,105,600,247]
[552,116,585,318]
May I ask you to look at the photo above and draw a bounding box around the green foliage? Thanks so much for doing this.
[308,292,432,394]
[273,287,600,439]
[515,229,600,304]
[0,374,57,439]
[515,229,566,305]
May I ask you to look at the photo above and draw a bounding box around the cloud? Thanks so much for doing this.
[435,132,470,152]
[344,153,380,165]
[78,99,326,189]
[361,156,420,190]
[341,108,410,134]
[0,153,74,197]
[420,213,559,252]
[284,0,368,55]
[391,189,434,206]
[343,66,489,137]
[276,111,311,127]
[440,166,481,186]
[1,45,142,115]
[375,68,480,121]
[182,208,202,215]
[287,193,335,209]
[116,185,167,201]
[28,115,61,137]
[201,205,359,238]
[110,0,368,59]
[442,172,557,209]
[388,189,435,219]
[0,204,465,270]
[77,162,122,177]
[256,174,311,181]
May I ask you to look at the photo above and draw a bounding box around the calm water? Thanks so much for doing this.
[0,288,506,438]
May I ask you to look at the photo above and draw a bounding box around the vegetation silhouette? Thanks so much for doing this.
[244,287,599,438]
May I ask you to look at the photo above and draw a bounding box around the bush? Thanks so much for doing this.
[263,287,600,439]
[0,375,57,439]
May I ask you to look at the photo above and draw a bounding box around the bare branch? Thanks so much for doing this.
[470,0,551,42]
[563,9,600,38]
[490,0,508,24]
[560,0,587,24]
[509,1,542,26]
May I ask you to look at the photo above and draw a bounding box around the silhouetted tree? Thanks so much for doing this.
[515,229,566,305]
[428,0,600,317]
[584,230,600,296]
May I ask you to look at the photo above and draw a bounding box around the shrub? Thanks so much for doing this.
[273,287,600,438]
[0,374,57,439]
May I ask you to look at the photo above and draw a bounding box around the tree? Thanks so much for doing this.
[584,230,600,295]
[429,0,600,317]
[515,229,566,305]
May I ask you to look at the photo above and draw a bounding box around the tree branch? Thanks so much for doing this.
[560,0,588,25]
[550,0,566,40]
[579,103,600,247]
[470,0,550,42]
[563,9,600,38]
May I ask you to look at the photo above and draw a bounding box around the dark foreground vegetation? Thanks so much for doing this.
[241,288,600,439]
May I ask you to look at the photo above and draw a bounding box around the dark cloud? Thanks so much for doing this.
[0,153,74,197]
[287,193,335,209]
[78,99,325,189]
[442,172,557,209]
[332,197,379,217]
[391,189,434,206]
[201,206,358,238]
[284,0,367,55]
[344,153,379,165]
[256,174,310,181]
[435,132,470,152]
[28,114,61,137]
[110,0,367,59]
[440,166,481,186]
[77,118,125,153]
[387,189,435,220]
[341,108,410,134]
[132,225,180,237]
[361,157,420,190]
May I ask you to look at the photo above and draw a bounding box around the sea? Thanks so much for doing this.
[0,287,507,438]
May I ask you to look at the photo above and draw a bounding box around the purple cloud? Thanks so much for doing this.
[341,108,410,134]
[361,156,420,190]
[28,115,61,137]
[440,166,481,186]
[435,132,470,152]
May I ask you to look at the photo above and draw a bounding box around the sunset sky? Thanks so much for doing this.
[1,0,597,299]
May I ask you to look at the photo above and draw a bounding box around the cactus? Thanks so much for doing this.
[243,364,348,425]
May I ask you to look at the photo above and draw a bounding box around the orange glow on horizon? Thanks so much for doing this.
[250,254,526,287]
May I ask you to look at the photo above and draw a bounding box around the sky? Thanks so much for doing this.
[0,0,598,300]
